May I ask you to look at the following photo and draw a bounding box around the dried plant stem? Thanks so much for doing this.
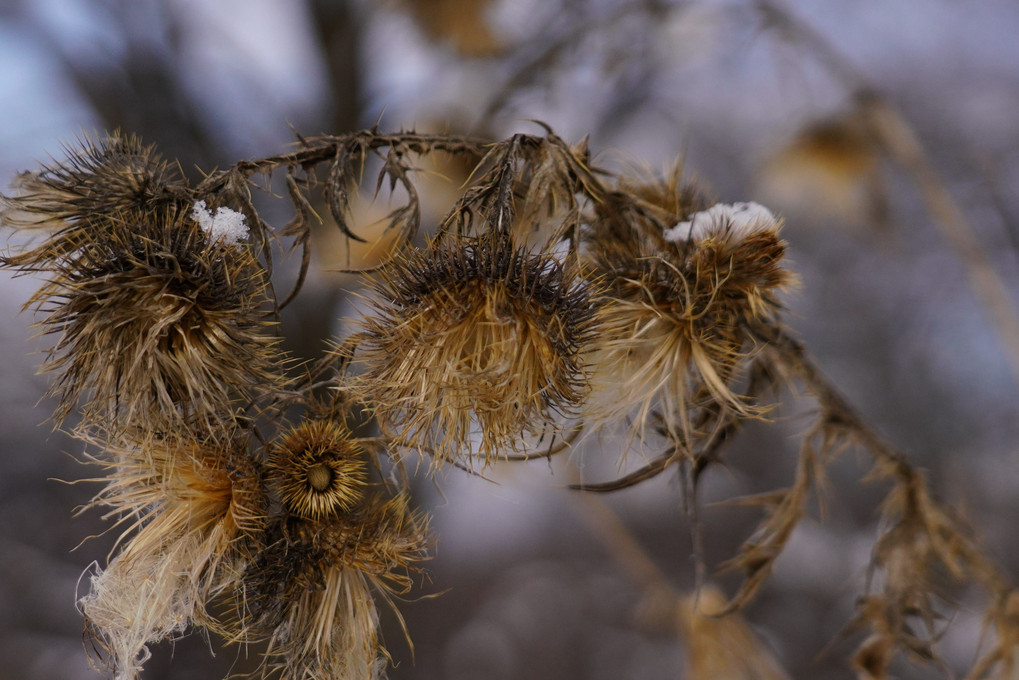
[753,320,1011,597]
[479,1,670,122]
[758,0,1019,388]
[573,492,677,599]
[752,321,911,474]
[865,101,1019,386]
[196,131,489,194]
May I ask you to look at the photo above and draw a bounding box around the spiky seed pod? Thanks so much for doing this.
[231,493,430,680]
[267,420,368,520]
[80,434,266,680]
[23,205,281,436]
[585,202,792,443]
[355,232,597,467]
[1,133,180,264]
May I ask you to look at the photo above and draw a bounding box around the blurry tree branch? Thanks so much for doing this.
[307,0,361,135]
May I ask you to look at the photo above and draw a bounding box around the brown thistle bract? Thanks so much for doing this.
[267,419,368,520]
[585,199,791,445]
[19,205,281,437]
[80,434,266,680]
[231,493,431,680]
[355,231,597,467]
[0,133,180,246]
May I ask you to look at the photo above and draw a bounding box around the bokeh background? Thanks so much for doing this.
[2,1,1019,678]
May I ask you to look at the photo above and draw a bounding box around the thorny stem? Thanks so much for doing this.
[195,131,491,195]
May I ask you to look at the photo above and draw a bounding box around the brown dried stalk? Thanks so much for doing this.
[752,319,1012,676]
[757,0,1019,387]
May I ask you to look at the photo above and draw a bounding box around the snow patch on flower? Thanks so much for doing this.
[191,200,249,245]
[663,202,777,243]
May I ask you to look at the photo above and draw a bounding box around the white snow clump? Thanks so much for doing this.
[191,200,249,245]
[663,202,777,243]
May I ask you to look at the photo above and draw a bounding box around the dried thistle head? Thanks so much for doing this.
[585,201,791,443]
[267,419,368,520]
[1,133,179,259]
[355,231,597,466]
[20,205,281,436]
[231,491,430,680]
[80,433,266,680]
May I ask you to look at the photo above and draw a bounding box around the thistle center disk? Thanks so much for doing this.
[307,463,334,492]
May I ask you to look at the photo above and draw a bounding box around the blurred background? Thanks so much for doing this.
[2,0,1019,678]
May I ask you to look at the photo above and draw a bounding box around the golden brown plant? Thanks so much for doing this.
[80,433,265,680]
[677,587,792,680]
[354,230,597,467]
[30,206,280,436]
[1,126,1014,680]
[267,419,368,520]
[585,198,791,447]
[1,136,282,437]
[230,493,430,680]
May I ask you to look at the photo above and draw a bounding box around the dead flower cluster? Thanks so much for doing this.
[1,129,1014,679]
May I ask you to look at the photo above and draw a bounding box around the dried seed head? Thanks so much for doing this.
[23,206,281,436]
[677,586,792,680]
[80,433,266,679]
[585,201,791,442]
[267,420,367,519]
[1,133,179,255]
[355,232,597,466]
[231,493,430,680]
[315,493,432,584]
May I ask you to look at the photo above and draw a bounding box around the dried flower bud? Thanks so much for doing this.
[585,200,791,442]
[267,420,368,520]
[233,493,430,680]
[15,206,281,436]
[354,232,597,466]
